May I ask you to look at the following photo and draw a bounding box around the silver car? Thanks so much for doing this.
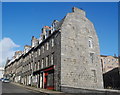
[3,79,10,83]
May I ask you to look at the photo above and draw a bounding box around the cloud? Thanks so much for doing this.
[0,37,20,67]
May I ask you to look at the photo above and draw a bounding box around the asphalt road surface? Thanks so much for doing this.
[1,81,48,95]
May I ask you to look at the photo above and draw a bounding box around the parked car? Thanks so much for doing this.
[3,79,10,83]
[0,78,5,82]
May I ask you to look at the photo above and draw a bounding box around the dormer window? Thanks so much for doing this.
[52,20,59,32]
[31,36,39,47]
[49,30,51,35]
[43,35,45,40]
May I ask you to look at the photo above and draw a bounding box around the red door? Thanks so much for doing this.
[44,73,48,89]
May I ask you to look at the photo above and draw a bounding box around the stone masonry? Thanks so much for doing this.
[60,7,103,90]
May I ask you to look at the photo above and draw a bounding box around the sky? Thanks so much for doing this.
[1,0,120,2]
[1,2,118,66]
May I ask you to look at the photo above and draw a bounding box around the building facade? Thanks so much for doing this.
[4,7,103,92]
[0,67,4,79]
[100,55,119,74]
[100,55,120,89]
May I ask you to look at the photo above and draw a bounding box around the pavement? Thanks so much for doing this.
[2,81,42,95]
[2,81,120,95]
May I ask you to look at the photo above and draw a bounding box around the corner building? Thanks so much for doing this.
[4,7,103,92]
[59,7,103,91]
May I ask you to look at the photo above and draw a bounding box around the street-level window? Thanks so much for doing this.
[51,38,54,47]
[90,53,94,63]
[88,37,93,48]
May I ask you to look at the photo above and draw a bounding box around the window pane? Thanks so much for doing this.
[89,37,93,48]
[90,53,94,63]
[41,59,44,68]
[51,39,54,47]
[91,70,97,83]
[51,54,54,65]
[46,42,49,50]
[46,56,49,67]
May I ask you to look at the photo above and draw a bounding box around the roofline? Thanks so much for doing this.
[100,55,118,58]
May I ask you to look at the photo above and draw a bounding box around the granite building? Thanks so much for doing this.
[4,7,103,92]
[100,55,119,74]
[100,55,120,89]
[0,67,4,79]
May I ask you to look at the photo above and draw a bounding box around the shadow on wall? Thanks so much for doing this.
[103,67,120,90]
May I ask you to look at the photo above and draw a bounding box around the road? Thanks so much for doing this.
[1,81,48,95]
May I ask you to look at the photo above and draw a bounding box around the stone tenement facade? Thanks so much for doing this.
[100,55,119,74]
[100,55,120,89]
[0,67,4,79]
[4,7,103,92]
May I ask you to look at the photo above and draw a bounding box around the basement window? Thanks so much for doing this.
[91,70,97,83]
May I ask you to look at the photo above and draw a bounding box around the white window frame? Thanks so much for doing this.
[88,37,93,48]
[51,38,54,47]
[51,54,54,65]
[46,42,49,50]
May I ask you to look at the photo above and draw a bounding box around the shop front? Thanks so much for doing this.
[33,65,54,90]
